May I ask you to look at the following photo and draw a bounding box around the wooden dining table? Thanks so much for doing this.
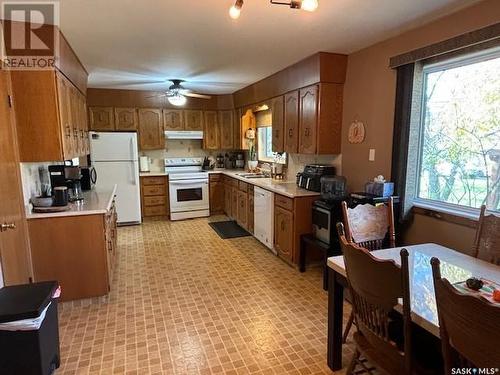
[326,243,500,371]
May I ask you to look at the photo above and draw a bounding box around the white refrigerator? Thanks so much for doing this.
[90,132,142,225]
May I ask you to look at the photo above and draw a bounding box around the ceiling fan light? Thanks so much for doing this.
[229,0,243,19]
[168,94,187,106]
[301,0,318,11]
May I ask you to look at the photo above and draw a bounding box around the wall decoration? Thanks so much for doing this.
[348,120,365,144]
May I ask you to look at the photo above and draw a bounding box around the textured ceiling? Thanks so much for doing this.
[58,0,477,94]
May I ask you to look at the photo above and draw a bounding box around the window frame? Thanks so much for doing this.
[256,126,287,164]
[413,47,500,218]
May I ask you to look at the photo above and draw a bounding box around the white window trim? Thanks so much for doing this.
[412,47,500,218]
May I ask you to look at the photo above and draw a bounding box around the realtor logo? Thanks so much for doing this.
[1,1,60,69]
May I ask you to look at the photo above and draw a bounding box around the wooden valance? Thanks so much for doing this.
[389,22,500,68]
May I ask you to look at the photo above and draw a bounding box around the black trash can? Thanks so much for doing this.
[0,281,60,375]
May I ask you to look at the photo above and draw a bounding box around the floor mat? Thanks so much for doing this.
[208,220,251,239]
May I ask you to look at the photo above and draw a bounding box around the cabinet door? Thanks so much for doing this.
[247,192,254,234]
[204,110,219,150]
[184,110,203,131]
[89,107,115,131]
[271,96,284,153]
[231,187,238,220]
[115,108,138,131]
[163,109,184,130]
[299,85,318,154]
[274,206,294,262]
[56,73,74,159]
[233,109,242,150]
[80,94,90,155]
[224,183,232,217]
[284,91,299,154]
[69,86,81,157]
[209,181,225,214]
[219,110,234,149]
[237,190,248,229]
[138,108,164,150]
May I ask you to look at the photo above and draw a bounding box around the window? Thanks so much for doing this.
[416,50,500,213]
[257,127,286,164]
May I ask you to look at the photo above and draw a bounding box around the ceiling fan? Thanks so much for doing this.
[151,79,212,106]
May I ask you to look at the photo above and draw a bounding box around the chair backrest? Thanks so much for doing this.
[341,197,396,250]
[473,205,500,265]
[339,232,412,373]
[431,257,500,371]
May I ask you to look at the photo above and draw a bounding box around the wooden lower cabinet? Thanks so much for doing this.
[209,174,224,214]
[140,175,169,217]
[274,206,294,262]
[237,190,248,228]
[247,185,254,234]
[231,186,239,220]
[224,180,232,218]
[28,200,117,301]
[274,194,316,265]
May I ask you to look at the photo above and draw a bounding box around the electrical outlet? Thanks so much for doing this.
[369,149,376,161]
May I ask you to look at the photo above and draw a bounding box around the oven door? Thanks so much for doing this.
[169,179,209,213]
[312,206,331,245]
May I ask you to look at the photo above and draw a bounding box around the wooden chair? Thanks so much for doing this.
[339,198,396,342]
[340,234,412,375]
[341,197,396,251]
[472,205,500,265]
[431,257,500,371]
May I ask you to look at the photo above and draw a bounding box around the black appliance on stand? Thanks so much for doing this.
[80,166,97,191]
[311,176,347,247]
[48,165,84,202]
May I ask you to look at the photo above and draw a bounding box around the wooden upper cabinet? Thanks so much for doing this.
[233,108,242,150]
[298,85,318,154]
[163,109,184,130]
[115,108,138,131]
[10,70,89,162]
[184,110,204,131]
[138,108,164,150]
[316,83,343,154]
[271,96,284,153]
[219,110,234,149]
[284,91,299,154]
[203,110,219,150]
[240,109,256,151]
[89,107,115,131]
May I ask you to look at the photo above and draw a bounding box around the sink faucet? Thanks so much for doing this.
[257,163,272,177]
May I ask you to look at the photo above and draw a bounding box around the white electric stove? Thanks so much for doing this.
[165,158,210,220]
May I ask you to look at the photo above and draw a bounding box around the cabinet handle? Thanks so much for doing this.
[65,125,71,137]
[73,127,78,139]
[281,221,285,231]
[80,129,84,138]
[305,128,310,136]
[0,222,16,232]
[288,129,293,137]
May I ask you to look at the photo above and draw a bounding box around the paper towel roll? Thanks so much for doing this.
[140,156,150,172]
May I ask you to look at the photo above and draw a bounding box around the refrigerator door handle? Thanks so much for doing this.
[131,162,137,185]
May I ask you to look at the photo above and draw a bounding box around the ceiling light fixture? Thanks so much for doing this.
[168,94,187,106]
[270,0,318,11]
[229,0,244,19]
[228,0,318,19]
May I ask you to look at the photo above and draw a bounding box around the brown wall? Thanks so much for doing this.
[341,0,500,191]
[340,0,499,251]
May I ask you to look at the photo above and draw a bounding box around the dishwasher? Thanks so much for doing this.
[254,187,275,253]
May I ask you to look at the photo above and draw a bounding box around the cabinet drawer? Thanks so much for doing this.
[209,173,222,182]
[143,205,168,216]
[275,194,294,211]
[142,185,166,196]
[238,181,248,192]
[143,196,168,206]
[141,176,166,186]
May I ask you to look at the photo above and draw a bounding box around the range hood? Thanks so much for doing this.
[165,130,203,140]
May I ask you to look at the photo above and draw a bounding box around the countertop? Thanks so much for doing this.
[139,169,319,198]
[26,185,117,220]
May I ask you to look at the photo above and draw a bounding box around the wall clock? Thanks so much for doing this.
[348,121,365,144]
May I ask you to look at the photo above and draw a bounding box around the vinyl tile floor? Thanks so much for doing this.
[57,217,354,374]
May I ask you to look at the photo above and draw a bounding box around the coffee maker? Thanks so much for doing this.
[48,165,84,202]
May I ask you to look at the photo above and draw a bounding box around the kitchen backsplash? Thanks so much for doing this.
[20,162,60,206]
[141,139,232,172]
[286,154,342,181]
